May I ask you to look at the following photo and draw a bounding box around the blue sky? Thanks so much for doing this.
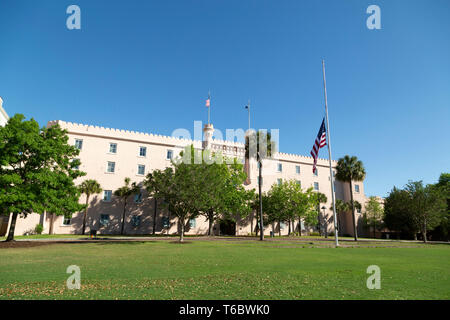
[1,0,449,197]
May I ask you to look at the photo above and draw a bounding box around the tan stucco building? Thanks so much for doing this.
[4,119,370,237]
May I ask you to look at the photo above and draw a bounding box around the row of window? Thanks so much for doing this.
[105,162,146,176]
[63,213,196,229]
[276,163,325,177]
[74,139,174,160]
[102,190,143,202]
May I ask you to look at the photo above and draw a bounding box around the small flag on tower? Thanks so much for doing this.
[310,118,327,173]
[205,93,210,107]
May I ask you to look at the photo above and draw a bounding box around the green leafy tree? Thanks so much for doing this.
[384,187,416,238]
[79,179,102,235]
[176,146,249,236]
[405,181,446,243]
[335,155,366,241]
[384,181,446,242]
[144,165,199,242]
[0,114,85,241]
[363,196,384,238]
[114,177,139,235]
[430,173,450,240]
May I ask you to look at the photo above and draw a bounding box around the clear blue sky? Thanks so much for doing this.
[1,0,449,197]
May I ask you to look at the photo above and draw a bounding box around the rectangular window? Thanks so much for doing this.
[355,184,360,193]
[75,139,83,150]
[109,143,117,154]
[314,182,319,191]
[166,150,173,160]
[131,215,141,227]
[277,163,282,172]
[100,214,109,227]
[189,218,196,228]
[277,178,282,185]
[107,161,115,173]
[162,217,170,228]
[72,159,80,170]
[313,169,318,176]
[280,222,286,230]
[137,164,145,176]
[139,146,147,157]
[62,216,71,225]
[134,192,143,203]
[103,190,112,202]
[296,165,300,174]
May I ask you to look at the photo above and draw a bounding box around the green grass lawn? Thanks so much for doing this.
[0,239,449,299]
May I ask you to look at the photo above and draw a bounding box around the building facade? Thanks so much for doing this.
[5,119,369,237]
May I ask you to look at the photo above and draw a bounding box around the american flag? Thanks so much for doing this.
[205,92,211,107]
[310,118,327,173]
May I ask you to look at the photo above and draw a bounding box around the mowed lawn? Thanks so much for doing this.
[0,240,449,299]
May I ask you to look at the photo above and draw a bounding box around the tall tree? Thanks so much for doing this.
[405,181,446,243]
[335,155,366,241]
[114,177,139,235]
[145,166,199,242]
[0,114,85,241]
[363,196,384,238]
[79,179,102,235]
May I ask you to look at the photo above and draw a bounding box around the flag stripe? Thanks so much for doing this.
[310,118,327,173]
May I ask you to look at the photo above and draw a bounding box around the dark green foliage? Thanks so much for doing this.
[0,114,85,241]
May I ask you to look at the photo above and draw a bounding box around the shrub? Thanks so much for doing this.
[310,232,320,236]
[34,224,43,235]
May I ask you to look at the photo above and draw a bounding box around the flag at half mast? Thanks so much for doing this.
[310,117,327,173]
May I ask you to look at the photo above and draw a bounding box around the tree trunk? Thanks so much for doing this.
[250,210,253,236]
[121,200,127,235]
[6,212,18,242]
[279,220,281,237]
[297,216,302,235]
[82,195,89,235]
[208,213,213,236]
[292,220,295,235]
[49,213,54,235]
[414,233,417,241]
[153,198,157,235]
[423,220,427,243]
[349,180,358,241]
[180,219,185,242]
[288,218,291,235]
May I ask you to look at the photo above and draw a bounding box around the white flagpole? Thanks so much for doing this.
[322,59,339,247]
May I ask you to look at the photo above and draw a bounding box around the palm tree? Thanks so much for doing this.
[114,177,139,235]
[79,179,102,235]
[245,130,274,241]
[335,155,366,241]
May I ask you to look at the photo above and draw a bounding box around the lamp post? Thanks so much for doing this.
[321,206,327,238]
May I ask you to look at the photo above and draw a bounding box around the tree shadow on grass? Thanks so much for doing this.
[168,240,193,244]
